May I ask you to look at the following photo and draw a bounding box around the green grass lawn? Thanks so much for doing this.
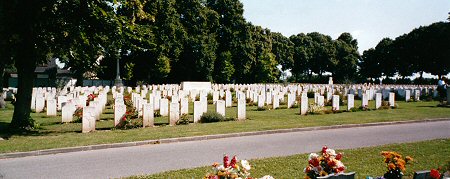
[0,98,449,154]
[133,139,450,179]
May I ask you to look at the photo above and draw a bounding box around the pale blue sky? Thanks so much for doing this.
[241,0,450,53]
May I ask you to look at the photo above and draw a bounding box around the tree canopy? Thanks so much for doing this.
[1,1,449,129]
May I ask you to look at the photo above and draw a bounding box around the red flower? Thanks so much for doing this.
[305,166,312,173]
[322,146,328,154]
[327,159,336,167]
[430,169,441,179]
[230,156,237,168]
[335,153,343,160]
[223,155,229,168]
[309,158,320,167]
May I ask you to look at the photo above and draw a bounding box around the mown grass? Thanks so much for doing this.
[134,139,450,179]
[0,97,449,154]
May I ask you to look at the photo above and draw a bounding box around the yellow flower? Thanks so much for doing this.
[320,171,328,176]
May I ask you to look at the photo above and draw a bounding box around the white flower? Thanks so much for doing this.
[259,175,274,179]
[217,165,225,171]
[241,160,251,170]
[309,153,319,160]
[336,160,345,168]
[326,149,337,156]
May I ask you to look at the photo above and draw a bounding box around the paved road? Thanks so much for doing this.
[0,120,449,179]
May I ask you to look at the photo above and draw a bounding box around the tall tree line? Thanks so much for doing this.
[360,21,450,82]
[0,0,447,129]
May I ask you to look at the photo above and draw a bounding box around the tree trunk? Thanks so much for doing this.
[0,62,4,93]
[0,62,5,109]
[10,5,37,130]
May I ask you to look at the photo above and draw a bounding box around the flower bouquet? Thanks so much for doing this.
[304,146,346,179]
[204,155,273,179]
[380,151,413,179]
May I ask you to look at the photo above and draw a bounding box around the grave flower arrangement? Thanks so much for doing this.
[204,155,274,179]
[380,151,413,179]
[116,107,141,129]
[86,94,97,106]
[73,107,83,123]
[429,161,450,179]
[304,146,346,179]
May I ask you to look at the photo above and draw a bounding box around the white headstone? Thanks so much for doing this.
[332,95,339,111]
[272,94,279,109]
[82,106,96,133]
[300,96,308,115]
[375,93,382,109]
[414,89,420,101]
[389,92,395,107]
[258,95,265,108]
[212,91,219,102]
[287,93,295,108]
[317,96,325,107]
[35,97,45,113]
[143,102,155,127]
[46,99,57,116]
[405,90,411,102]
[114,104,126,127]
[193,101,202,123]
[216,100,225,117]
[62,103,76,123]
[169,102,180,126]
[237,98,246,121]
[180,97,189,115]
[347,94,354,111]
[362,93,369,107]
[160,98,169,117]
[225,91,232,107]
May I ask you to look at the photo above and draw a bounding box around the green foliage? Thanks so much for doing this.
[199,111,225,123]
[176,114,191,125]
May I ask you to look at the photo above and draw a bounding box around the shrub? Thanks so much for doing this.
[207,93,213,100]
[256,106,268,111]
[308,104,325,115]
[176,114,191,125]
[200,111,225,123]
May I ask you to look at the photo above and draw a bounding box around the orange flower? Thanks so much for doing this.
[405,156,413,163]
[388,163,396,170]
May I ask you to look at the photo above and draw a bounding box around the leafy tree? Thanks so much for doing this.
[333,33,360,83]
[7,1,57,129]
[271,32,294,71]
[207,0,246,83]
[173,0,219,82]
[360,48,382,81]
[289,33,312,80]
[307,32,335,77]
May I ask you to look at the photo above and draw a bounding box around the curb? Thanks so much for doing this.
[1,118,449,160]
